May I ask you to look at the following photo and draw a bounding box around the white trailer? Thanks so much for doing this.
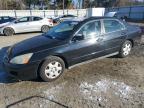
[87,8,105,17]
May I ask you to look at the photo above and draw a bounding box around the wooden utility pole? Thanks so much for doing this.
[63,0,64,14]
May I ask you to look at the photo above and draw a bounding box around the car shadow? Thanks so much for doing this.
[0,46,19,84]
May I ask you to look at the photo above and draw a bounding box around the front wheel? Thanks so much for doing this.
[39,56,65,82]
[118,40,132,58]
[3,28,14,36]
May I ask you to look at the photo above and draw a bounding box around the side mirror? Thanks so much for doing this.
[72,34,84,42]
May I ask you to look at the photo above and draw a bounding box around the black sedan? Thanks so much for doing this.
[3,17,142,82]
[0,16,16,25]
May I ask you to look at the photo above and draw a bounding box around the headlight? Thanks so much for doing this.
[10,53,33,64]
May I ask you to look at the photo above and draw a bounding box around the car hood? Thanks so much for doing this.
[11,35,66,57]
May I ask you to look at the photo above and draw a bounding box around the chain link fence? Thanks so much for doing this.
[0,9,87,18]
[106,5,144,20]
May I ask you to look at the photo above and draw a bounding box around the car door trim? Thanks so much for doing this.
[68,52,119,69]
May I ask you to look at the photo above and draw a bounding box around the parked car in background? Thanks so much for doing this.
[53,14,77,24]
[3,17,142,82]
[105,12,128,21]
[0,16,53,36]
[0,16,16,27]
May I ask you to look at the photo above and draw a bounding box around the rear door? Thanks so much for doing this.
[102,19,127,55]
[29,16,43,31]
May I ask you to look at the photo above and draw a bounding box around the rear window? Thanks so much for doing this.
[104,20,124,33]
[17,17,30,23]
[33,17,43,21]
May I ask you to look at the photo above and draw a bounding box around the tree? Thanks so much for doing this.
[44,0,51,9]
[0,0,26,10]
[83,0,90,8]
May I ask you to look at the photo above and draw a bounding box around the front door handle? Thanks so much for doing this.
[97,37,104,42]
[121,32,127,35]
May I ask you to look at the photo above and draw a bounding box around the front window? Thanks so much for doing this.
[77,21,101,39]
[46,21,79,39]
[33,17,43,21]
[17,17,30,23]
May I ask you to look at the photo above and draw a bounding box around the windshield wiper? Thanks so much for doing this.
[43,34,54,39]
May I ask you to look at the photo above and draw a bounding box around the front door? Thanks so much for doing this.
[64,20,106,66]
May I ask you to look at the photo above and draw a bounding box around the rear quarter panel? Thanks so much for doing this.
[126,24,142,46]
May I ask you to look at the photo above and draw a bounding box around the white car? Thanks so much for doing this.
[0,16,53,36]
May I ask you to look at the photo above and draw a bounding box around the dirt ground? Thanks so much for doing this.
[0,23,144,108]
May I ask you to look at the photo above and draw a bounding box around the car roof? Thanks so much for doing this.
[64,17,86,22]
[85,16,117,21]
[64,17,118,23]
[79,17,119,25]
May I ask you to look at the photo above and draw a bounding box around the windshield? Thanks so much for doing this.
[46,21,79,39]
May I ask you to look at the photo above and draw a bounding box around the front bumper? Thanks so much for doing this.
[3,60,40,80]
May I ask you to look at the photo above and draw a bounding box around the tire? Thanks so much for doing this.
[3,27,14,36]
[118,40,132,58]
[39,56,65,82]
[41,25,50,33]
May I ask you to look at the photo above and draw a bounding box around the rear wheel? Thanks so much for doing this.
[118,40,132,58]
[41,25,50,33]
[39,56,65,82]
[3,28,14,36]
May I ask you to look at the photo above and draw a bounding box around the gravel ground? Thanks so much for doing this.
[0,23,144,108]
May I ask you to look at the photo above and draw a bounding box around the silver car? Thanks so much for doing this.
[0,16,53,36]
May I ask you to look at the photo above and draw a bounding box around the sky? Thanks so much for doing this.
[72,0,83,8]
[50,0,83,8]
